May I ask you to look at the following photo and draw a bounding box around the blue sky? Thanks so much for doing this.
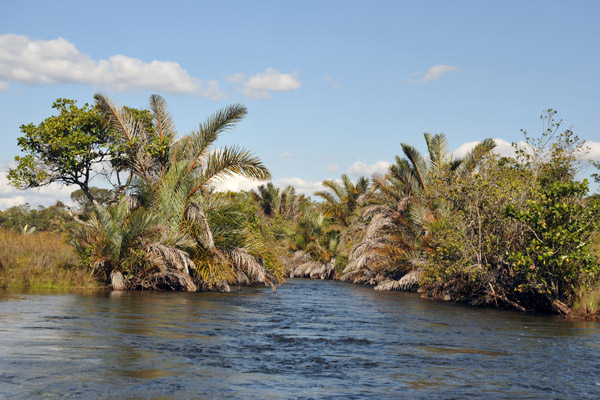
[1,0,599,208]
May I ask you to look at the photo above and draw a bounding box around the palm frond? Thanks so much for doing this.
[228,247,266,282]
[180,104,248,174]
[400,143,428,192]
[455,138,496,177]
[94,94,150,180]
[149,94,177,176]
[194,145,271,189]
[425,133,450,178]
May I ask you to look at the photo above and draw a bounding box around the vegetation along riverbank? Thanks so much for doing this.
[3,96,600,319]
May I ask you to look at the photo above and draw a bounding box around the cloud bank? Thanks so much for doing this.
[213,175,322,196]
[229,68,301,99]
[453,138,600,162]
[0,171,75,210]
[0,34,223,99]
[0,35,303,102]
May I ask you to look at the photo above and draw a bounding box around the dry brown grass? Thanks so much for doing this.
[0,229,99,289]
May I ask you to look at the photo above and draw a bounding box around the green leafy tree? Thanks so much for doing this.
[507,180,599,311]
[0,202,74,233]
[8,99,112,204]
[421,110,600,314]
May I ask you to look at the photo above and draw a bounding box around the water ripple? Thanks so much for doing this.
[1,280,599,399]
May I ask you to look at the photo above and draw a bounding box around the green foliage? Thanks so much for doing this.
[8,99,111,203]
[314,174,368,227]
[70,94,275,290]
[507,180,599,302]
[0,203,74,233]
[334,254,348,275]
[420,110,600,314]
[341,133,495,284]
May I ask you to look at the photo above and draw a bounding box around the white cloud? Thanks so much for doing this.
[452,140,480,159]
[585,141,600,161]
[347,161,391,176]
[326,163,340,173]
[226,73,245,84]
[0,34,224,99]
[212,175,323,196]
[0,171,75,210]
[281,151,293,159]
[451,137,600,162]
[453,138,524,160]
[408,64,459,83]
[0,195,27,209]
[212,175,266,193]
[273,177,323,196]
[237,67,301,99]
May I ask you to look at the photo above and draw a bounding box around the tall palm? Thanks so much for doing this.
[251,183,304,220]
[251,182,281,217]
[78,94,274,290]
[278,185,305,220]
[314,174,369,227]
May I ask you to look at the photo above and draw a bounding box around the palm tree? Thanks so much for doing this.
[71,94,277,290]
[286,207,338,279]
[251,182,281,217]
[251,183,305,220]
[278,185,305,220]
[314,174,369,227]
[69,199,197,290]
[342,133,496,287]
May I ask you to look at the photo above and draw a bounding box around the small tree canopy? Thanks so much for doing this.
[8,99,111,203]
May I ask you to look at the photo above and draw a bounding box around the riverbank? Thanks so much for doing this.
[0,229,99,289]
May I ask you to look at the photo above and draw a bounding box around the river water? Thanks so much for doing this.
[1,279,599,399]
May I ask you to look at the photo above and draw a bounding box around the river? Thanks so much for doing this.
[1,279,599,399]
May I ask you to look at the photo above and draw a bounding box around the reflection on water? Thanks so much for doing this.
[1,280,600,399]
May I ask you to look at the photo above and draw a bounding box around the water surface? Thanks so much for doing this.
[1,279,599,399]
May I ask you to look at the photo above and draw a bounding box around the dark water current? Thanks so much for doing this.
[1,279,599,399]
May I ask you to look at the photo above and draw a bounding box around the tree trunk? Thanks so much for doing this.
[79,183,96,205]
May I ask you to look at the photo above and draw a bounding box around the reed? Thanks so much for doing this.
[0,229,99,289]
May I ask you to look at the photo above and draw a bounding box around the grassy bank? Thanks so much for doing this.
[0,229,99,289]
